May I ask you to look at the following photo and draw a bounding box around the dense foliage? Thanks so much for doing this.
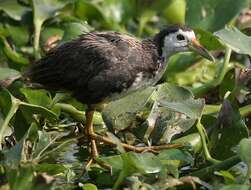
[0,0,251,189]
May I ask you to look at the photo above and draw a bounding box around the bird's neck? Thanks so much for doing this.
[161,45,176,63]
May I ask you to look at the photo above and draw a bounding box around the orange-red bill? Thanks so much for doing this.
[189,38,215,62]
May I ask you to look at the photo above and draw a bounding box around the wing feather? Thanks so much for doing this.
[26,32,160,104]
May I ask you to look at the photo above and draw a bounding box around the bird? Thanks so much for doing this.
[25,25,214,166]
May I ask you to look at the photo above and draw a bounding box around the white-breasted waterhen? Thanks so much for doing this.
[26,25,215,167]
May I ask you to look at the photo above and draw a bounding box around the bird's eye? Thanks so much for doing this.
[176,34,185,41]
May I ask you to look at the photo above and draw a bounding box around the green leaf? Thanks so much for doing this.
[219,185,251,190]
[161,99,204,119]
[164,53,199,77]
[124,152,162,174]
[74,0,104,22]
[162,0,186,24]
[102,87,155,131]
[195,28,224,50]
[20,88,52,107]
[0,0,30,20]
[3,140,24,169]
[31,0,71,24]
[6,165,34,190]
[215,27,251,56]
[30,0,72,58]
[158,149,194,165]
[219,71,235,99]
[0,67,20,83]
[157,149,193,178]
[172,133,202,153]
[145,84,204,144]
[0,89,20,143]
[215,170,237,184]
[186,0,249,32]
[2,24,30,46]
[62,21,93,42]
[32,130,51,158]
[239,138,251,176]
[19,102,57,122]
[80,183,98,190]
[113,152,162,189]
[3,124,39,190]
[211,100,249,159]
[98,154,123,173]
[103,84,204,145]
[40,26,64,46]
[0,37,29,65]
[34,163,66,175]
[101,152,162,175]
[3,123,37,169]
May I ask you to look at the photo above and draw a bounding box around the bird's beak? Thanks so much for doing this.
[189,38,215,62]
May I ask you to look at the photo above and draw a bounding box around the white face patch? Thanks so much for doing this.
[162,29,196,59]
[177,29,196,41]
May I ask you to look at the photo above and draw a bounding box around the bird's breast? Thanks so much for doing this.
[107,58,166,101]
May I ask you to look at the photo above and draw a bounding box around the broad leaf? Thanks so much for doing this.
[20,102,57,122]
[6,165,34,190]
[3,24,30,46]
[100,152,162,175]
[211,100,249,159]
[219,185,250,190]
[158,149,194,165]
[30,0,71,25]
[0,89,20,143]
[139,84,204,144]
[239,138,251,176]
[20,88,52,107]
[172,133,202,153]
[34,163,66,175]
[215,27,251,56]
[102,87,156,131]
[0,0,30,20]
[30,0,72,57]
[195,29,224,50]
[103,84,204,145]
[186,0,249,32]
[0,67,20,83]
[62,21,93,42]
[74,0,104,22]
[0,37,29,65]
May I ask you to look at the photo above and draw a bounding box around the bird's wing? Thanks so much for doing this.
[27,32,159,104]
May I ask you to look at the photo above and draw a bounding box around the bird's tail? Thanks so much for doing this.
[24,57,63,90]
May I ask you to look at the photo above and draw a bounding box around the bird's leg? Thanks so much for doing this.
[85,108,112,170]
[85,109,98,168]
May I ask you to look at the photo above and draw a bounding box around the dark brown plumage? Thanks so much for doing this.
[26,25,215,167]
[27,32,162,105]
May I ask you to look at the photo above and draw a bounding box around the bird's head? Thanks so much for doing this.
[154,25,215,62]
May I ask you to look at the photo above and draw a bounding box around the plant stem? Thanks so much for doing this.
[203,104,251,117]
[217,48,232,82]
[33,20,42,60]
[240,104,251,117]
[0,100,20,142]
[202,105,221,115]
[191,155,240,179]
[113,169,126,190]
[192,48,232,97]
[34,134,63,161]
[196,119,220,164]
[54,103,104,125]
[38,138,76,162]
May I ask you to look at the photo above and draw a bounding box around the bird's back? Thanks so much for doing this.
[26,31,161,104]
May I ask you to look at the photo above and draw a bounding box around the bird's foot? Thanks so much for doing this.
[89,132,183,153]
